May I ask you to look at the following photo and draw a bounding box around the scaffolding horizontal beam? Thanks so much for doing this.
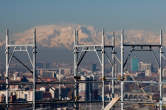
[74,45,114,49]
[7,44,34,47]
[0,80,117,85]
[123,44,161,47]
[0,79,163,86]
[0,100,103,105]
[123,80,158,84]
[0,79,161,86]
[0,100,160,105]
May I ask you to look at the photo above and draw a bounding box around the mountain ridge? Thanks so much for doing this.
[3,24,164,50]
[0,24,165,65]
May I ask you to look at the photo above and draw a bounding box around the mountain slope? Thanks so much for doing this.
[14,24,101,49]
[13,24,165,49]
[0,24,165,64]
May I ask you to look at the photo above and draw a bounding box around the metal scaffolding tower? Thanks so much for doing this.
[1,27,164,110]
[120,29,163,110]
[5,29,37,110]
[73,28,116,110]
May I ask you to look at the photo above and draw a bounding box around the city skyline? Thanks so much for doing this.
[0,1,166,110]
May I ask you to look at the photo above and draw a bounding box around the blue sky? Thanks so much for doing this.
[0,0,166,33]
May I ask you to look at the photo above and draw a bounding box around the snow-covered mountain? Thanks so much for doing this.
[0,24,165,63]
[0,24,165,49]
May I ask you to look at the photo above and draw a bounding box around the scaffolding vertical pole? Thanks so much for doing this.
[121,29,124,110]
[112,32,115,99]
[159,29,163,110]
[5,29,9,110]
[32,29,36,110]
[74,29,79,110]
[101,28,105,110]
[59,68,61,100]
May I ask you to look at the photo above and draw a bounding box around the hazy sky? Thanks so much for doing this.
[0,0,166,32]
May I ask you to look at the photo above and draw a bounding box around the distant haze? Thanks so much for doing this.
[11,24,166,48]
[0,24,166,65]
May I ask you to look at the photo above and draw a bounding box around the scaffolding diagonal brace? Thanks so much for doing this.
[12,55,33,73]
[77,48,88,66]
